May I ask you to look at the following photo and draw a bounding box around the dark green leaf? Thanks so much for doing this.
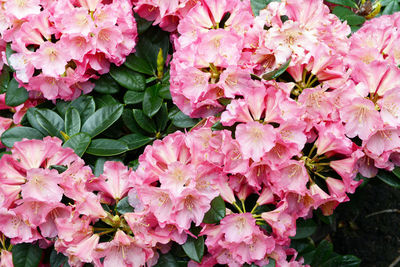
[116,196,134,214]
[143,85,163,117]
[158,84,171,99]
[155,253,179,267]
[342,14,365,26]
[1,126,44,148]
[34,108,65,138]
[325,0,357,8]
[182,235,204,263]
[65,107,81,136]
[155,103,168,131]
[94,94,119,109]
[377,170,400,189]
[262,57,291,80]
[124,54,155,75]
[63,133,91,157]
[12,243,42,267]
[81,104,123,138]
[393,167,400,179]
[49,165,68,174]
[26,108,47,135]
[69,95,96,122]
[56,100,69,118]
[332,6,365,25]
[0,67,10,93]
[135,28,170,73]
[124,90,145,105]
[119,133,154,150]
[320,255,361,267]
[86,138,128,156]
[50,250,69,267]
[110,65,146,91]
[264,259,276,267]
[291,218,317,239]
[312,240,334,266]
[134,13,153,34]
[133,109,157,133]
[211,121,224,131]
[203,196,226,224]
[382,0,400,14]
[5,78,29,107]
[122,109,147,135]
[94,74,120,94]
[250,0,280,16]
[171,111,198,129]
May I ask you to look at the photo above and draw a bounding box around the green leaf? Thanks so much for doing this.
[312,240,334,266]
[12,243,42,267]
[203,196,226,224]
[143,85,163,117]
[377,169,400,189]
[134,13,153,34]
[6,43,16,71]
[63,133,91,157]
[94,94,119,109]
[124,90,145,105]
[5,78,29,107]
[133,109,157,133]
[65,107,81,136]
[124,54,155,75]
[122,109,147,135]
[49,165,68,174]
[155,103,169,131]
[0,67,10,93]
[251,0,280,16]
[325,0,357,8]
[81,104,123,138]
[1,126,44,148]
[393,167,400,179]
[264,259,277,267]
[158,84,172,99]
[50,250,69,267]
[119,133,154,150]
[262,58,291,80]
[382,0,400,14]
[320,255,361,267]
[94,74,120,94]
[110,65,146,91]
[56,100,69,118]
[34,109,65,138]
[291,218,317,239]
[182,235,204,263]
[116,196,134,214]
[69,95,96,122]
[26,108,47,135]
[211,121,224,131]
[135,28,170,73]
[155,253,179,267]
[332,6,365,25]
[171,111,198,129]
[86,138,128,156]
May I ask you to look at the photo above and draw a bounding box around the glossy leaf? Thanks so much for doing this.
[203,196,226,224]
[251,0,280,16]
[182,235,204,263]
[116,196,134,214]
[86,138,128,156]
[69,95,96,122]
[143,85,163,117]
[50,250,69,267]
[94,94,119,108]
[155,103,169,131]
[94,74,120,94]
[122,109,147,135]
[133,109,157,133]
[262,57,291,80]
[393,167,400,179]
[124,54,154,75]
[110,65,146,91]
[124,90,145,105]
[382,0,400,15]
[81,104,123,138]
[377,170,400,189]
[64,107,81,136]
[5,78,29,107]
[291,218,317,239]
[34,108,65,138]
[325,0,357,8]
[63,133,91,157]
[119,133,154,150]
[171,111,198,128]
[12,243,42,267]
[0,66,10,93]
[155,253,179,267]
[333,6,365,26]
[6,43,15,71]
[1,126,44,148]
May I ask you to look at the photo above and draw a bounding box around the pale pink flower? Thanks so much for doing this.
[21,168,63,202]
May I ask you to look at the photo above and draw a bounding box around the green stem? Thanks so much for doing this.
[251,203,259,214]
[313,171,328,180]
[308,145,316,158]
[233,202,243,213]
[241,199,246,213]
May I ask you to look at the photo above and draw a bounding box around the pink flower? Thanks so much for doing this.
[5,0,41,20]
[235,121,277,162]
[21,168,63,202]
[31,42,70,78]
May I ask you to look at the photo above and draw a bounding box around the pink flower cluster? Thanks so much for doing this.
[1,0,137,100]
